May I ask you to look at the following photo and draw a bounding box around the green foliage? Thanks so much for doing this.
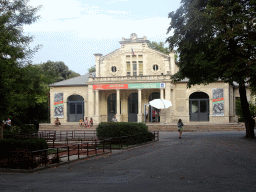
[96,122,154,144]
[37,61,80,84]
[148,41,170,55]
[88,66,96,73]
[0,0,41,123]
[167,0,256,137]
[167,0,256,88]
[3,124,38,139]
[0,138,48,169]
[0,138,48,151]
[236,99,256,121]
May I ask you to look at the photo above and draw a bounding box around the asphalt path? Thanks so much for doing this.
[1,131,256,192]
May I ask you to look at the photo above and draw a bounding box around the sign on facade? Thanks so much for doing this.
[54,93,64,118]
[93,83,165,90]
[212,88,224,116]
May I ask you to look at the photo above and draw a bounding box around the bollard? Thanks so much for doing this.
[68,146,70,161]
[78,144,80,159]
[103,139,105,153]
[95,140,97,155]
[87,142,89,157]
[57,148,59,163]
[45,150,47,167]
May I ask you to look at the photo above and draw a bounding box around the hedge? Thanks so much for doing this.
[96,122,154,144]
[0,138,48,169]
[3,124,38,139]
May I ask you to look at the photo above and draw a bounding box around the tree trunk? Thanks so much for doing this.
[239,84,255,138]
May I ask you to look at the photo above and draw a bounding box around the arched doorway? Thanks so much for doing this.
[108,93,116,122]
[128,93,138,122]
[148,92,160,122]
[189,92,209,121]
[67,95,84,122]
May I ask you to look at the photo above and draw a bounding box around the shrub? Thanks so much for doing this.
[3,124,37,139]
[96,122,154,144]
[236,99,256,122]
[19,124,37,133]
[0,138,48,169]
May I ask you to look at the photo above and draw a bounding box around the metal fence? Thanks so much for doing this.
[1,131,159,169]
[31,140,112,167]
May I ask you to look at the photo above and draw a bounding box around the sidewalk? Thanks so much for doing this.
[1,131,256,192]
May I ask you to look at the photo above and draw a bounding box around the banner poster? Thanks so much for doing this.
[54,93,64,118]
[212,88,224,116]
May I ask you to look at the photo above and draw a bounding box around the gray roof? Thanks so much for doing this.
[49,72,95,87]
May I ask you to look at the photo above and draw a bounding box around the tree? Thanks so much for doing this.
[167,0,256,137]
[236,99,256,122]
[0,0,41,126]
[148,41,170,55]
[38,61,80,83]
[88,66,96,73]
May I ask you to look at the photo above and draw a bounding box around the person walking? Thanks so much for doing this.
[177,119,184,139]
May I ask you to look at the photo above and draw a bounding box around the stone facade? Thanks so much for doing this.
[49,33,252,125]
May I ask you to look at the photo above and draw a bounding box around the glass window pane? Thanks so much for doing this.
[133,62,137,70]
[200,100,207,113]
[191,101,198,113]
[127,62,130,72]
[108,101,116,113]
[70,103,76,114]
[77,103,83,114]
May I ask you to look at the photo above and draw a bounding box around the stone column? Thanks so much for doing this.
[94,90,101,125]
[95,90,99,116]
[164,83,171,123]
[137,89,143,122]
[160,88,164,99]
[116,89,121,122]
[93,53,102,77]
[87,85,94,119]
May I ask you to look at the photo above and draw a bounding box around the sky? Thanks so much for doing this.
[24,0,182,75]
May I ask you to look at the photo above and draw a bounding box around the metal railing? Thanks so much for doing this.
[1,131,159,169]
[31,140,112,167]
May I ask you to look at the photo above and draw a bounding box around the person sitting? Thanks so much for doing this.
[90,118,93,127]
[84,117,88,128]
[112,115,118,122]
[54,117,61,126]
[79,118,83,127]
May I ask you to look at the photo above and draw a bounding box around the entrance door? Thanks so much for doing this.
[189,92,209,121]
[148,92,160,122]
[67,95,84,122]
[128,93,138,122]
[68,102,84,122]
[108,93,116,122]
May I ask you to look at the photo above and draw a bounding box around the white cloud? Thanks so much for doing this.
[25,0,171,40]
[105,0,129,4]
[24,14,170,39]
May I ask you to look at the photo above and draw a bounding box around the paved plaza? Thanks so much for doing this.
[1,131,256,192]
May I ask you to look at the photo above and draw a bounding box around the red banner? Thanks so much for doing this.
[54,101,63,105]
[93,84,128,90]
[213,97,224,102]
